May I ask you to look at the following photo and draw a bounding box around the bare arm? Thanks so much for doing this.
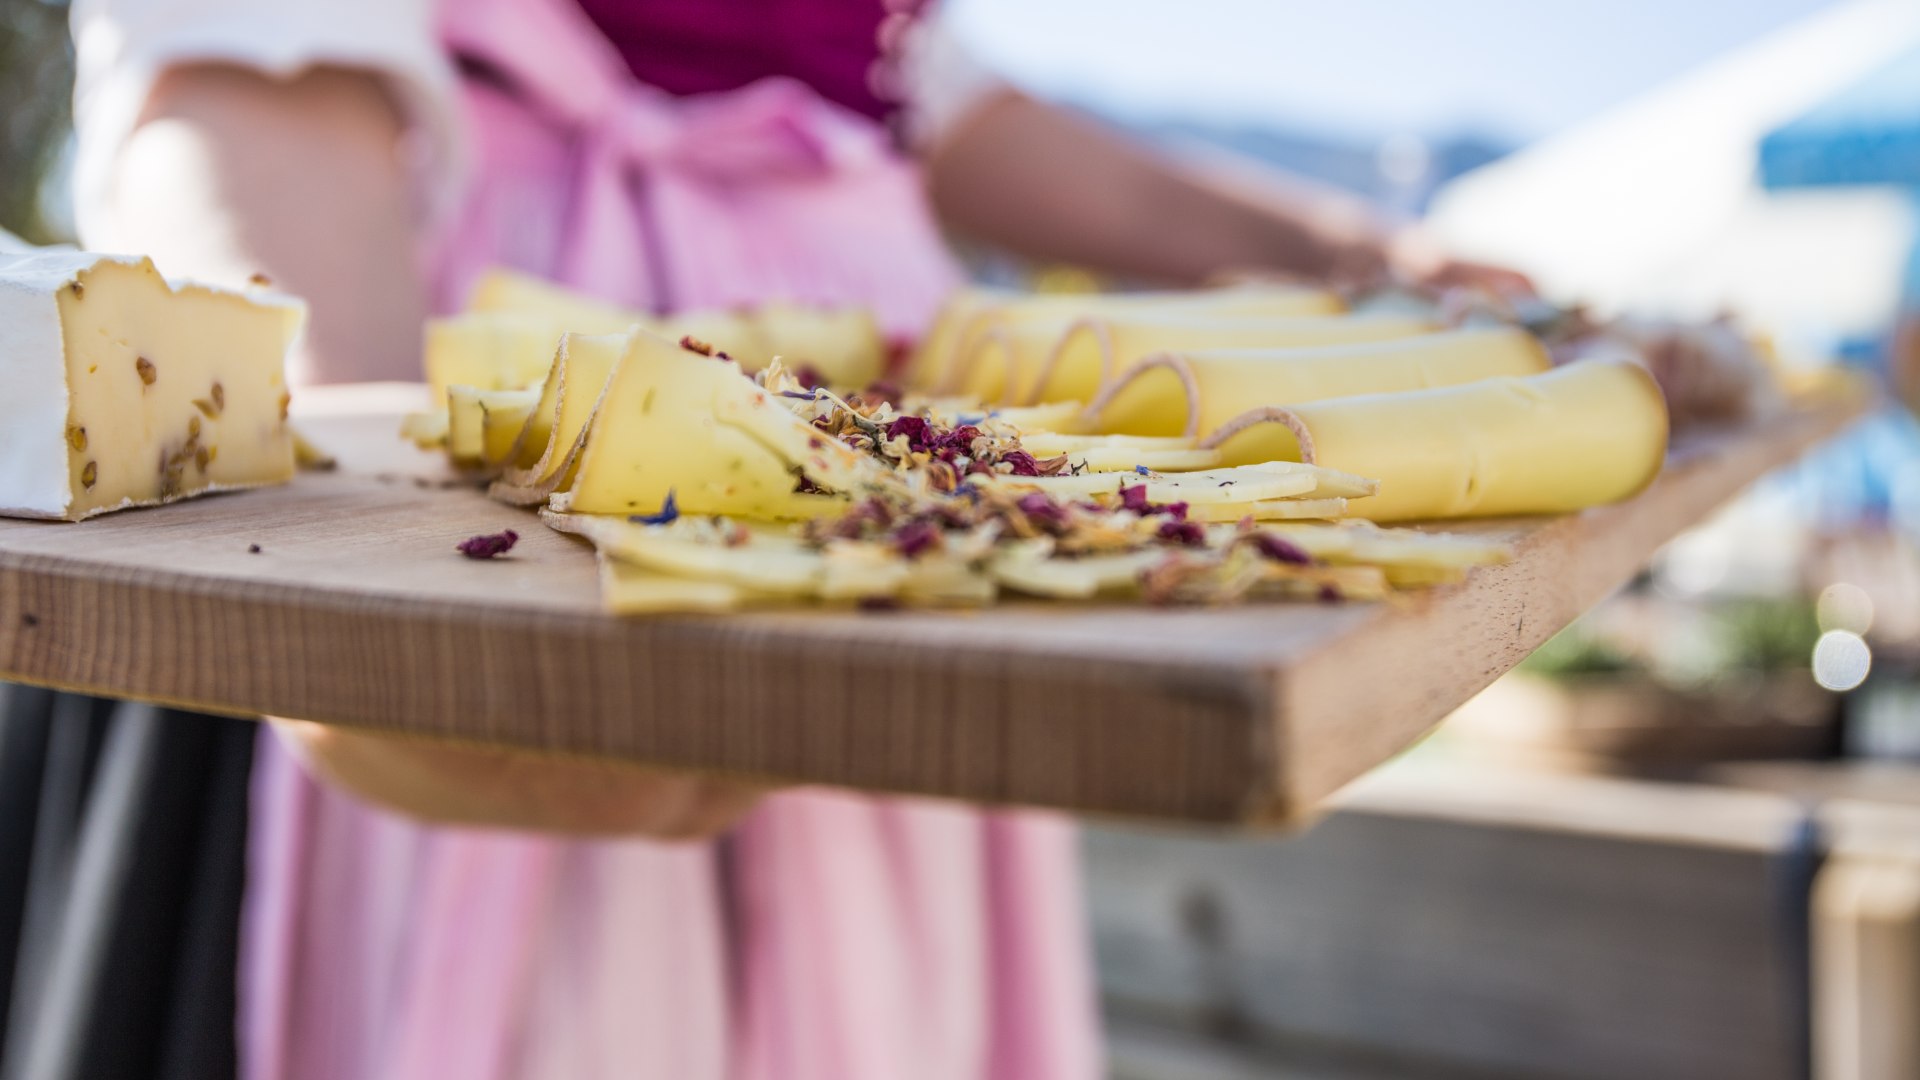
[106,64,761,837]
[108,63,427,385]
[923,91,1530,294]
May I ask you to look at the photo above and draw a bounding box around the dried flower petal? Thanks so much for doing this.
[886,415,931,448]
[1015,492,1070,532]
[1157,520,1206,546]
[630,491,679,525]
[1119,485,1151,513]
[678,335,716,356]
[794,364,824,389]
[1249,533,1312,565]
[1000,450,1042,477]
[861,379,904,406]
[893,520,941,558]
[457,529,519,559]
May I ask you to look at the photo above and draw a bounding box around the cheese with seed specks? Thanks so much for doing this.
[0,251,305,520]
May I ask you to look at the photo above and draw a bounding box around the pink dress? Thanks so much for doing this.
[239,2,1100,1078]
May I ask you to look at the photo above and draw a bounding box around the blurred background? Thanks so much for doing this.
[9,0,1920,1076]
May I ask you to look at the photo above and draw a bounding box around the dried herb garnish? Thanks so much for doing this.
[457,529,519,559]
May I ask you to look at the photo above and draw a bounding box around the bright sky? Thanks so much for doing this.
[948,0,1847,145]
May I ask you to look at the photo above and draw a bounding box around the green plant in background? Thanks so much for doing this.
[1,0,74,242]
[1521,595,1822,686]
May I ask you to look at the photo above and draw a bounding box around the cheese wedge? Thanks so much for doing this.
[1204,357,1669,522]
[554,329,870,519]
[1089,327,1550,437]
[0,251,303,520]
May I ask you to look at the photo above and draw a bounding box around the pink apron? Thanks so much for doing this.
[239,2,1100,1078]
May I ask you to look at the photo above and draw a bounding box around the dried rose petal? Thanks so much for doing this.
[1163,501,1190,522]
[1000,450,1042,477]
[886,415,931,449]
[893,520,941,558]
[1157,520,1206,546]
[862,379,905,406]
[794,364,824,389]
[1119,485,1152,513]
[1015,491,1070,531]
[1318,583,1344,604]
[1249,532,1311,565]
[457,529,519,559]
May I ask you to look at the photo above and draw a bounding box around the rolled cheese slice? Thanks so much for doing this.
[981,311,1437,407]
[1202,357,1669,522]
[913,284,1344,398]
[1088,326,1550,437]
[0,251,303,520]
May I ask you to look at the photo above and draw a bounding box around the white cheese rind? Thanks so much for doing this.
[0,251,307,521]
[0,250,100,518]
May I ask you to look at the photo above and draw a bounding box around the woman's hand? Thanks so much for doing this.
[1387,226,1537,298]
[272,720,767,839]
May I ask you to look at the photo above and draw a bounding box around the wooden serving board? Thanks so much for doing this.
[0,383,1867,825]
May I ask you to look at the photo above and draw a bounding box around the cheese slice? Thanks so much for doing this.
[459,267,884,388]
[0,251,304,520]
[554,329,870,519]
[1205,357,1670,522]
[915,286,1348,401]
[952,311,1433,406]
[1089,326,1551,437]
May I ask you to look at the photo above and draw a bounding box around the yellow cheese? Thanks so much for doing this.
[747,301,885,388]
[555,330,865,519]
[446,385,541,470]
[488,331,630,505]
[0,252,302,520]
[425,313,596,398]
[1090,327,1550,437]
[1206,358,1669,522]
[465,268,646,333]
[912,284,1345,398]
[904,286,1013,388]
[955,311,1435,406]
[460,266,884,388]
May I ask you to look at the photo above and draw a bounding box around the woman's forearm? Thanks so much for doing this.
[923,91,1389,285]
[97,63,428,385]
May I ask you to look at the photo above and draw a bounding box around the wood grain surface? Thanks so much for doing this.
[0,383,1867,824]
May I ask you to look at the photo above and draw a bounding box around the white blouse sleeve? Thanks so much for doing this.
[893,5,1013,152]
[69,0,464,240]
